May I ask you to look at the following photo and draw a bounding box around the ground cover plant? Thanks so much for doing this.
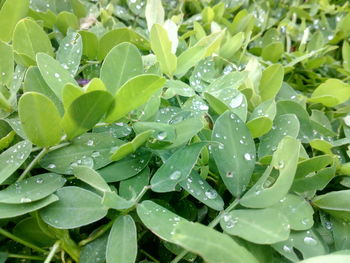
[0,0,350,262]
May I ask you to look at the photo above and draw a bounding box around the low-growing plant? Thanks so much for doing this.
[0,0,350,262]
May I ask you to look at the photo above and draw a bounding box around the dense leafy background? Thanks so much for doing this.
[0,0,350,262]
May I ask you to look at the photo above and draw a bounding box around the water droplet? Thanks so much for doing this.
[20,197,32,203]
[91,151,100,158]
[170,171,181,180]
[54,73,60,78]
[226,171,233,178]
[36,178,44,184]
[244,153,252,160]
[229,94,243,108]
[218,143,224,150]
[301,218,310,225]
[86,139,94,146]
[48,164,56,169]
[156,131,167,140]
[303,236,317,246]
[282,245,292,253]
[205,189,218,199]
[81,157,94,168]
[325,221,333,230]
[277,160,285,169]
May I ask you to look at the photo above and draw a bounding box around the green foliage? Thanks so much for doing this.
[0,0,350,262]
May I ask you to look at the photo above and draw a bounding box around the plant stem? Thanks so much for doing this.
[140,249,160,263]
[17,147,49,182]
[0,228,47,254]
[170,198,240,263]
[79,219,115,246]
[44,241,61,263]
[8,254,45,261]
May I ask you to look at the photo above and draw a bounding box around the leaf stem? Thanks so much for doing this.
[8,254,45,261]
[79,219,115,246]
[0,227,47,254]
[17,147,49,182]
[170,198,240,263]
[44,241,61,263]
[140,249,160,263]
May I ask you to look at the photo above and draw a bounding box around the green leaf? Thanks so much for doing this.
[0,0,29,42]
[212,112,256,196]
[145,0,164,32]
[0,173,65,204]
[106,215,137,263]
[309,79,350,107]
[272,194,314,231]
[150,24,177,77]
[100,43,143,94]
[176,31,224,76]
[0,40,13,86]
[299,254,350,263]
[101,191,134,210]
[240,136,300,208]
[0,140,31,185]
[261,42,283,63]
[62,83,84,110]
[246,99,276,138]
[105,74,166,122]
[0,195,58,219]
[173,221,258,263]
[40,186,108,229]
[56,31,82,76]
[258,114,300,160]
[18,92,63,147]
[312,190,350,220]
[219,32,245,60]
[150,142,207,192]
[259,64,284,102]
[13,18,54,66]
[110,130,153,161]
[342,41,350,72]
[80,234,108,263]
[119,167,150,200]
[292,155,335,192]
[73,166,110,192]
[55,11,79,34]
[24,66,64,115]
[36,52,78,100]
[179,171,224,211]
[62,90,114,139]
[79,30,98,60]
[98,28,150,60]
[40,133,124,175]
[99,149,152,183]
[220,208,290,244]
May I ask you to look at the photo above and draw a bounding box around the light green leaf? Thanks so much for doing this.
[309,79,350,107]
[111,130,153,161]
[151,142,207,192]
[0,140,31,185]
[247,99,276,138]
[100,43,143,94]
[173,221,258,263]
[62,83,84,110]
[98,28,150,60]
[40,186,108,229]
[106,215,137,263]
[212,112,256,196]
[62,90,114,139]
[313,190,350,220]
[0,173,66,204]
[145,0,164,32]
[0,40,13,86]
[150,24,177,77]
[79,30,98,60]
[105,74,166,122]
[299,254,350,263]
[258,114,300,160]
[73,166,110,192]
[0,195,58,219]
[342,41,350,72]
[40,133,124,175]
[55,11,79,34]
[220,208,290,244]
[18,92,63,147]
[24,67,64,115]
[261,42,283,63]
[259,64,284,102]
[241,136,300,208]
[56,31,82,76]
[179,171,224,211]
[36,53,78,100]
[272,194,314,231]
[101,191,134,210]
[13,18,54,66]
[0,0,29,42]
